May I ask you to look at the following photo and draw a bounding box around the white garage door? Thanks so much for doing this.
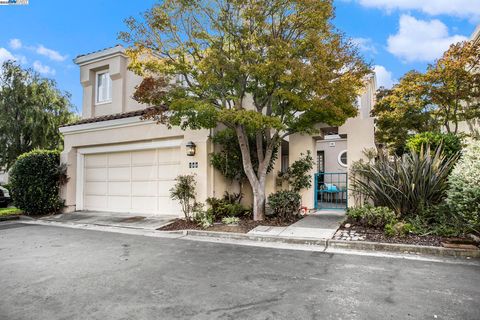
[83,148,181,216]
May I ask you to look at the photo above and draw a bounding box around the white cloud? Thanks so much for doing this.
[36,45,67,62]
[374,65,395,89]
[352,37,377,54]
[0,48,16,65]
[9,38,22,50]
[0,47,28,66]
[387,15,468,62]
[33,60,56,76]
[357,0,480,21]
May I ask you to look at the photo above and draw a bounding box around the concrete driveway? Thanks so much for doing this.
[39,211,175,230]
[1,222,479,320]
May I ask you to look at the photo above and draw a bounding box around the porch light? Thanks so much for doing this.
[186,141,196,156]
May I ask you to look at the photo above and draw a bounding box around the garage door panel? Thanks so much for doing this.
[131,150,157,165]
[158,180,175,197]
[158,163,180,180]
[158,148,181,163]
[132,196,157,212]
[83,146,181,216]
[84,182,107,195]
[132,181,157,196]
[85,154,107,167]
[107,196,131,210]
[85,168,107,182]
[108,181,131,196]
[131,165,157,181]
[84,195,107,209]
[108,167,131,181]
[107,152,130,166]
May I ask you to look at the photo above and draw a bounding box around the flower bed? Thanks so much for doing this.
[334,221,478,248]
[158,216,302,234]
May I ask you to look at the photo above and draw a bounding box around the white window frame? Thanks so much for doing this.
[338,150,348,167]
[95,70,112,105]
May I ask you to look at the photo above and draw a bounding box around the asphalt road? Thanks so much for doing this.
[1,223,479,320]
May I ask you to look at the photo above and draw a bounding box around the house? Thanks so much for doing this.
[59,45,376,216]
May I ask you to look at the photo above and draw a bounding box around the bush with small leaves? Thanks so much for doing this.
[446,140,480,234]
[347,205,397,229]
[170,174,197,220]
[267,190,301,221]
[9,150,66,215]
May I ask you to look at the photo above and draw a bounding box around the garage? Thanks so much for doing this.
[81,147,181,216]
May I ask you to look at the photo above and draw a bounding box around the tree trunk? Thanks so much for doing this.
[252,181,266,221]
[235,125,268,221]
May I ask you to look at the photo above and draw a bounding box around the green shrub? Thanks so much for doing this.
[406,132,462,160]
[9,150,66,215]
[170,174,197,220]
[206,192,249,220]
[446,140,480,234]
[347,205,397,228]
[351,146,458,217]
[194,206,214,229]
[267,190,301,221]
[279,151,314,192]
[384,221,415,237]
[222,216,240,225]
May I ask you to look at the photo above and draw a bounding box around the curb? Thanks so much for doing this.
[178,229,479,259]
[183,229,328,247]
[327,239,480,258]
[0,215,20,222]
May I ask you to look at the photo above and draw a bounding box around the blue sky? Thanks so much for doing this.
[0,0,478,112]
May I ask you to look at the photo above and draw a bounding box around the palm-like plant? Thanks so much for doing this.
[351,146,459,217]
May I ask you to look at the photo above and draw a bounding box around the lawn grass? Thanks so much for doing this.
[0,207,23,216]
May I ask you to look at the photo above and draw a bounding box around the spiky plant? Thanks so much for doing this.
[351,146,459,217]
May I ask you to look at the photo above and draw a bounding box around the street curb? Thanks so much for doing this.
[183,229,328,247]
[0,215,20,222]
[327,239,480,258]
[177,229,479,258]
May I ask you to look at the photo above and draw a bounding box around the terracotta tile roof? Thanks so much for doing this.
[61,108,150,127]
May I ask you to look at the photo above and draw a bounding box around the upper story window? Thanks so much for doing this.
[96,71,112,104]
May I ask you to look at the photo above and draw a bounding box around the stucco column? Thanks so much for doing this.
[289,133,316,210]
[60,147,77,213]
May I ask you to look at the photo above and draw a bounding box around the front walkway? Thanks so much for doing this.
[40,211,176,230]
[248,210,345,239]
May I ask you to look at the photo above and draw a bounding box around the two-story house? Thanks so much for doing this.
[59,45,377,217]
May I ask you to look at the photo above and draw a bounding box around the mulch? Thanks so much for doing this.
[158,216,301,234]
[339,223,478,248]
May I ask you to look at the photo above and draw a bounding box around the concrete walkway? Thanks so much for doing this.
[40,211,176,230]
[248,210,345,239]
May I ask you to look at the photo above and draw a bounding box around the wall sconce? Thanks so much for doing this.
[186,141,196,156]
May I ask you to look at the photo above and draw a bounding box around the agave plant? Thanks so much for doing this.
[351,146,459,217]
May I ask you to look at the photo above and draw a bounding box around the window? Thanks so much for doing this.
[317,151,325,173]
[338,150,347,167]
[96,71,112,104]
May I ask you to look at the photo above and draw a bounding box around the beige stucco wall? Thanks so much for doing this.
[61,120,212,214]
[64,46,377,214]
[78,52,144,119]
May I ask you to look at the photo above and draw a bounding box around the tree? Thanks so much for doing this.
[372,40,480,155]
[372,74,438,155]
[0,61,76,169]
[210,128,277,193]
[120,0,370,220]
[424,40,480,135]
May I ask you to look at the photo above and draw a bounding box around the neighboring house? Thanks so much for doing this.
[60,45,376,216]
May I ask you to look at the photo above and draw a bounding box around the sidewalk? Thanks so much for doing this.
[248,210,345,239]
